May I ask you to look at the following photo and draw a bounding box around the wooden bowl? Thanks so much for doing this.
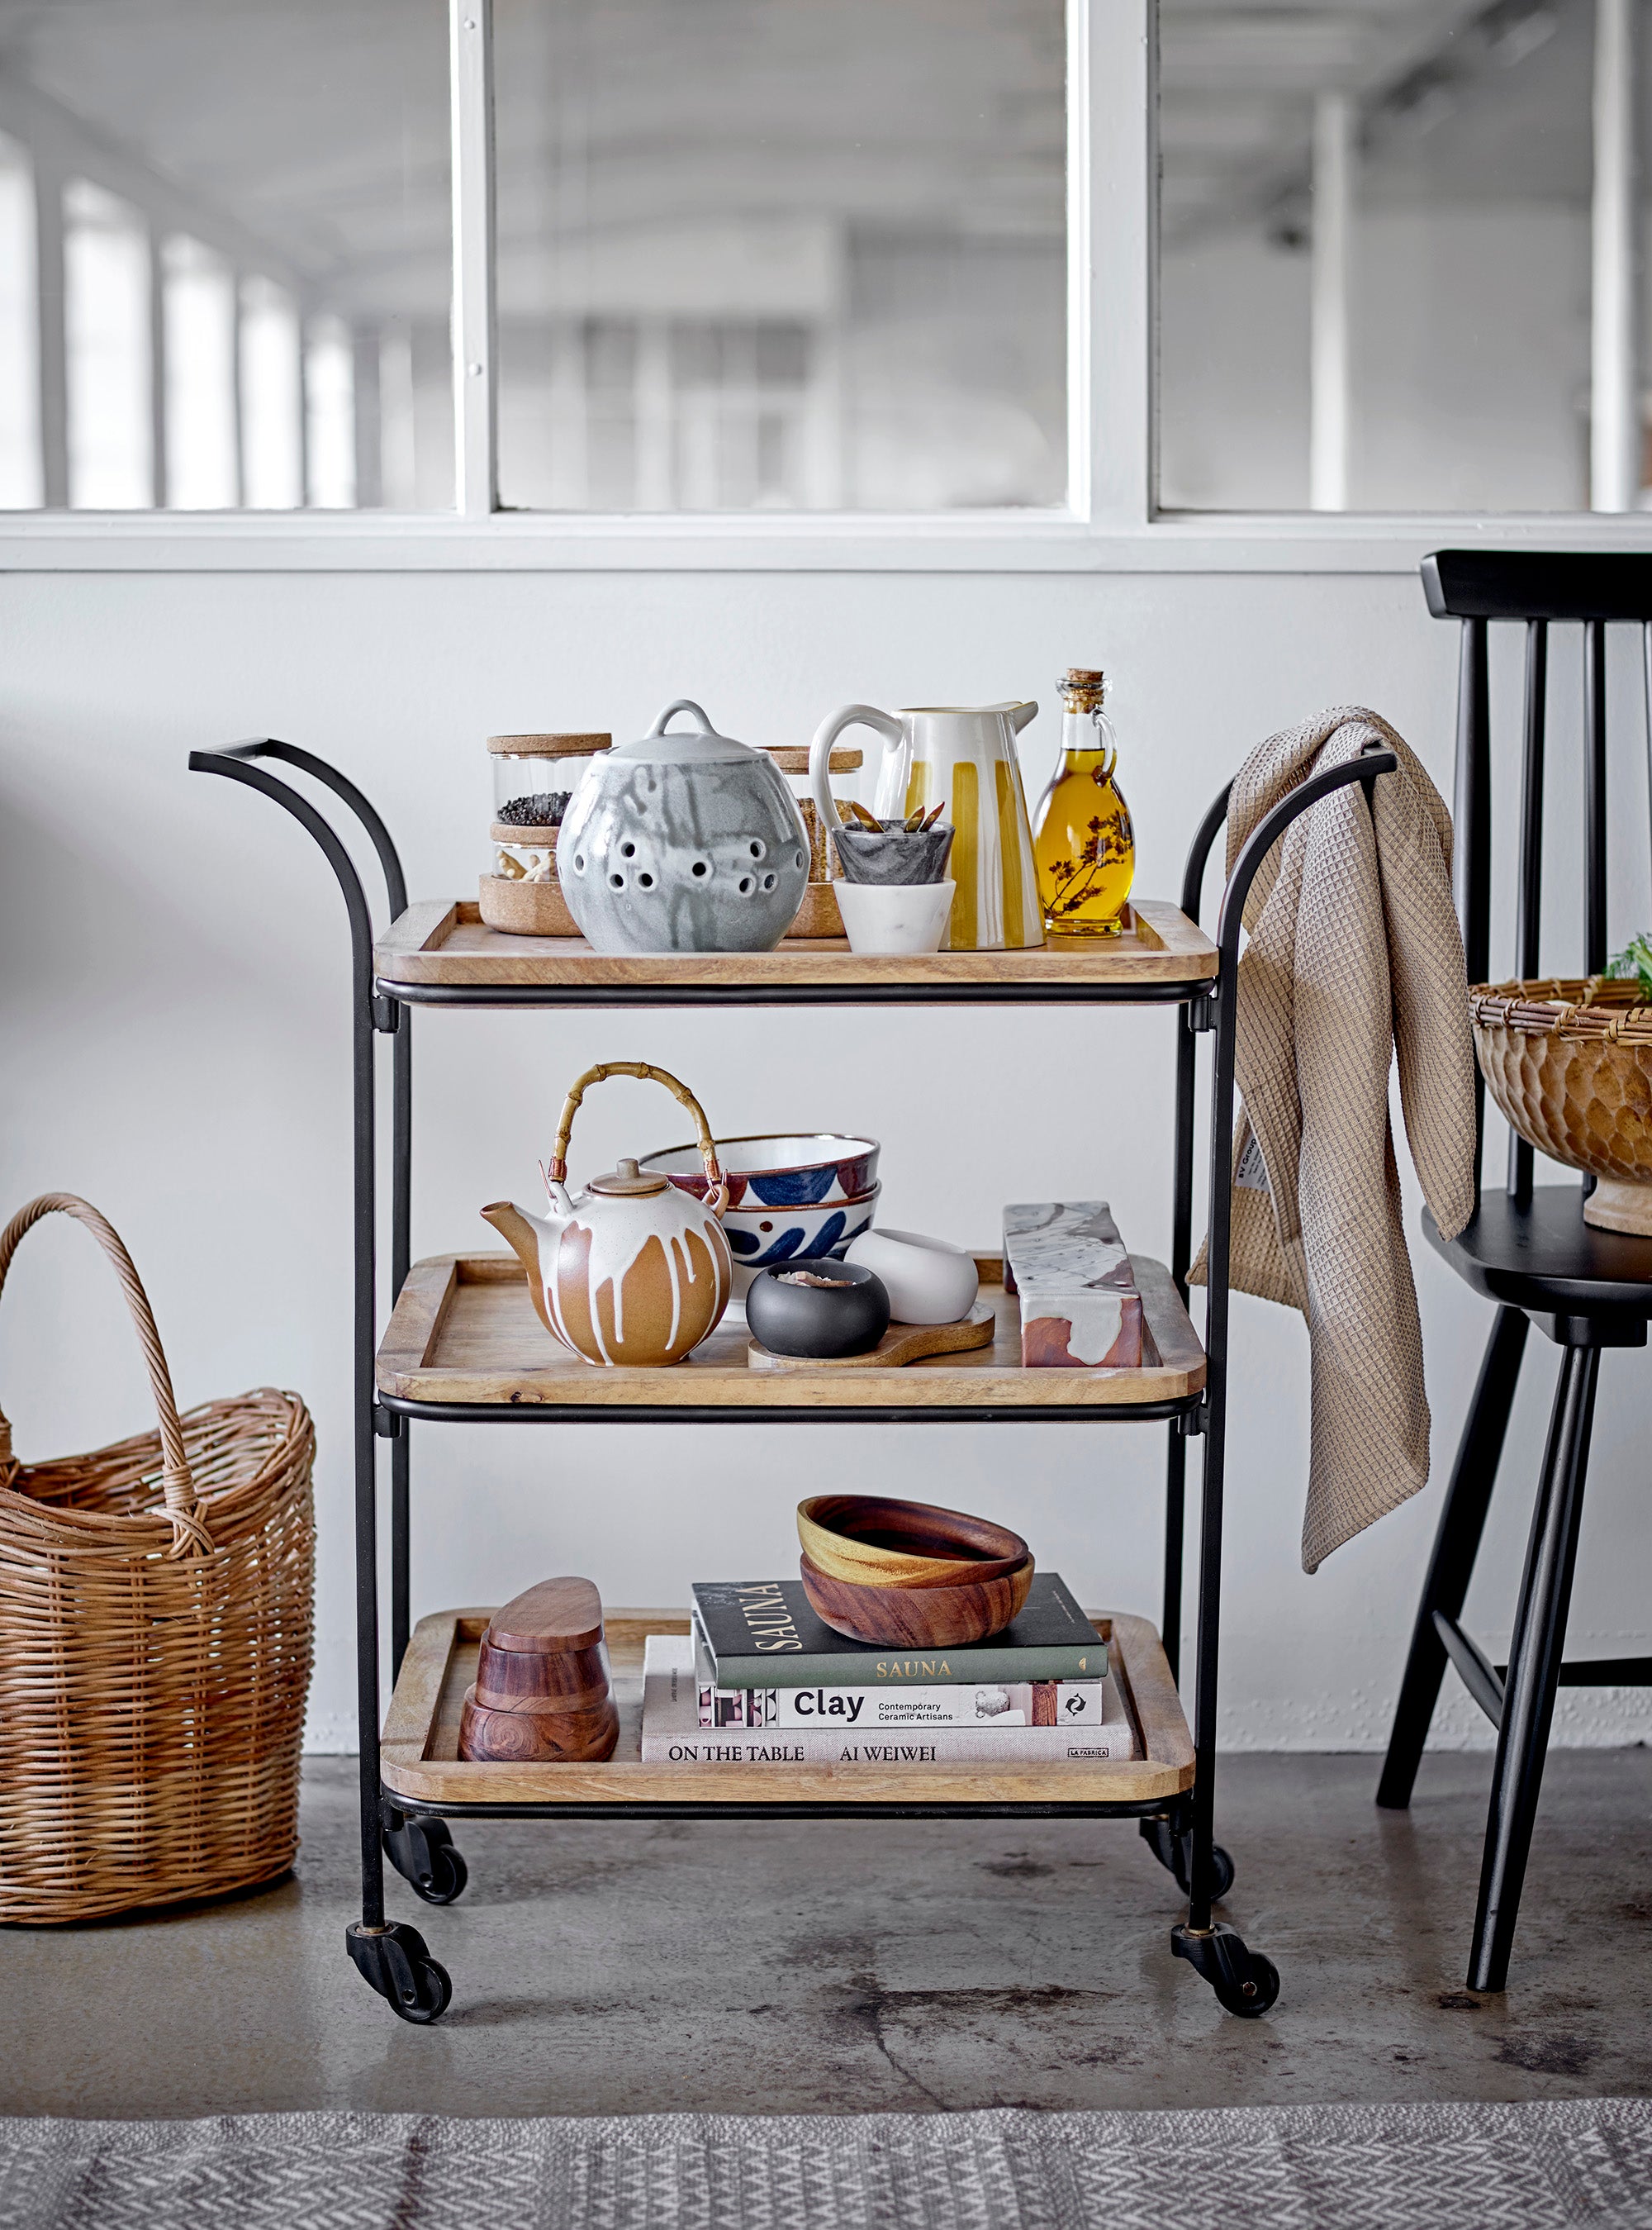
[1473,977,1652,1234]
[799,1549,1034,1648]
[478,868,579,936]
[458,1576,619,1765]
[797,1493,1029,1590]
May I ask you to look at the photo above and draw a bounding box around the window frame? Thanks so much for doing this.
[2,0,1649,572]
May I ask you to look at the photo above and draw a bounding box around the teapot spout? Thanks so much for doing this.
[482,1201,556,1336]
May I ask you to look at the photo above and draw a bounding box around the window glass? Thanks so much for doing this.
[494,0,1068,513]
[0,0,451,510]
[1159,0,1603,512]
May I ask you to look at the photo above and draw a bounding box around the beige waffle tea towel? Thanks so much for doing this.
[1190,707,1477,1571]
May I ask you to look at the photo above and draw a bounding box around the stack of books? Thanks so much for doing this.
[641,1574,1136,1767]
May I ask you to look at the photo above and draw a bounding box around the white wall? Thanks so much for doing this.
[2,561,1650,1753]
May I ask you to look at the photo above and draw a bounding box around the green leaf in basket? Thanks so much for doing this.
[1606,934,1652,1001]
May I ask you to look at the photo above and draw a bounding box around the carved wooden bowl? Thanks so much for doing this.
[1471,978,1652,1236]
[796,1493,1029,1590]
[799,1549,1035,1648]
[458,1576,620,1765]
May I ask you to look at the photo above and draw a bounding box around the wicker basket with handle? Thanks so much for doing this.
[0,1194,316,1923]
[1470,977,1652,1235]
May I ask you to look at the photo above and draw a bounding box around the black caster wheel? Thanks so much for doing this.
[1139,1816,1236,1901]
[384,1815,469,1905]
[346,1919,453,2024]
[1171,1921,1280,2018]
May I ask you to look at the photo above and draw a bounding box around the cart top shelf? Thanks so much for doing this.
[373,898,1217,1005]
[377,1251,1205,1418]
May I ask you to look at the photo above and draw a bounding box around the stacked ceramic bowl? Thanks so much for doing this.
[638,1133,880,1293]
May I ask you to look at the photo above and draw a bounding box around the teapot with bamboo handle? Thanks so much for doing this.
[482,1063,732,1367]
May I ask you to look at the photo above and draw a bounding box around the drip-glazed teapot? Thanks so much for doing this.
[482,1063,732,1367]
[809,701,1043,951]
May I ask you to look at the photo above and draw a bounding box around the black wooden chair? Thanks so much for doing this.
[1378,549,1652,1993]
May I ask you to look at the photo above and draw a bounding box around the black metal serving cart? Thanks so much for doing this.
[191,736,1393,2024]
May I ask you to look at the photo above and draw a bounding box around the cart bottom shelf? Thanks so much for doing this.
[382,1608,1195,1811]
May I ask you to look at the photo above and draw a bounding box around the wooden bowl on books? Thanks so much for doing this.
[799,1549,1034,1648]
[796,1493,1029,1590]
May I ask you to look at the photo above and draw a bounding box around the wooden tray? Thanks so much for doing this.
[377,1253,1206,1413]
[373,898,1217,991]
[382,1607,1194,1809]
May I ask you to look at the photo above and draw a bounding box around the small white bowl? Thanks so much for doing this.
[834,880,953,956]
[844,1228,979,1325]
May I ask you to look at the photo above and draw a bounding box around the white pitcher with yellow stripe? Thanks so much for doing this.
[808,701,1044,952]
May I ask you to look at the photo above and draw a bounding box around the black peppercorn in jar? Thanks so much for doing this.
[481,731,611,936]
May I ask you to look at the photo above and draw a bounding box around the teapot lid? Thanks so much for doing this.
[587,1156,670,1198]
[611,698,757,767]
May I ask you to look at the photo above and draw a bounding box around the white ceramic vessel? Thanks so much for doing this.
[844,1228,979,1325]
[808,701,1043,951]
[834,880,954,955]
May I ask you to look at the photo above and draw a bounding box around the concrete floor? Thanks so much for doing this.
[3,1751,1649,2119]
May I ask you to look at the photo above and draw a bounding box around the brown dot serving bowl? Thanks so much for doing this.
[799,1548,1035,1648]
[1471,977,1652,1235]
[796,1493,1030,1590]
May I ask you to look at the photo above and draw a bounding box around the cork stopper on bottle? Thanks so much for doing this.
[1059,668,1106,711]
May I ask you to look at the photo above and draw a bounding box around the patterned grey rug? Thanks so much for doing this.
[2,2099,1650,2229]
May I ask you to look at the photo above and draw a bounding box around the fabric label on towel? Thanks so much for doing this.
[1236,1131,1272,1194]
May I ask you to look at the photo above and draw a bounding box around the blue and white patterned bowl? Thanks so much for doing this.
[723,1183,881,1296]
[640,1133,880,1209]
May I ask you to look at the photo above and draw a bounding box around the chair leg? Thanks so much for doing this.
[1377,1307,1529,1809]
[1467,1341,1600,1993]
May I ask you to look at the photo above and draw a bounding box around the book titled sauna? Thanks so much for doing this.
[691,1574,1106,1688]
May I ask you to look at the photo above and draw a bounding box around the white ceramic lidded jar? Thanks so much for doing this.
[482,731,611,938]
[556,701,810,953]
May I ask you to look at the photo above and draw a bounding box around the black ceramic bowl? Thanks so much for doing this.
[745,1259,890,1358]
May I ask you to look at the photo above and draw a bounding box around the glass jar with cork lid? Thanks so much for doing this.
[482,731,611,936]
[764,742,862,939]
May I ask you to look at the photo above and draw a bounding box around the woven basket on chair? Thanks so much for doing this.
[1470,977,1652,1237]
[0,1194,316,1923]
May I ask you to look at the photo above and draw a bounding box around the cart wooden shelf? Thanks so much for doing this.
[374,896,1218,999]
[191,731,1394,2023]
[376,1251,1206,1418]
[382,1609,1194,1813]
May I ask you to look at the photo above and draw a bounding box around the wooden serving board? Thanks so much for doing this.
[377,1253,1206,1412]
[373,897,1217,991]
[748,1300,995,1371]
[382,1607,1194,1809]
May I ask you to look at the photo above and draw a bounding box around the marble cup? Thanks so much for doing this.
[833,882,954,957]
[831,821,956,887]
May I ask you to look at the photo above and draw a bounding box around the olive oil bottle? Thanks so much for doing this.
[1032,668,1135,936]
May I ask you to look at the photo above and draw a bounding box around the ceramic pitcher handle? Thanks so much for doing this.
[548,1061,728,1215]
[808,705,904,843]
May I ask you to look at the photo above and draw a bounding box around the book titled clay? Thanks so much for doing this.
[1002,1201,1143,1367]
